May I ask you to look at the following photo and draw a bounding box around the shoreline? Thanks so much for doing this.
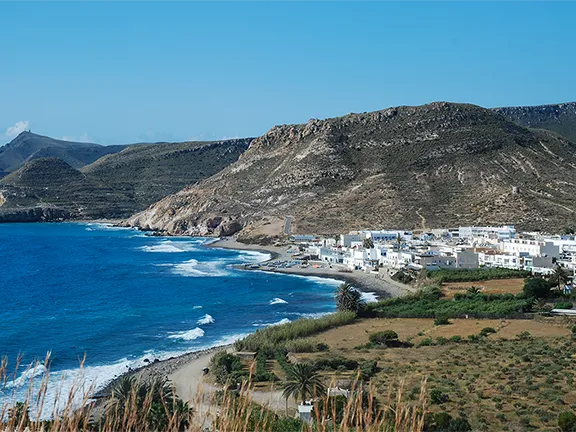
[88,231,411,403]
[95,344,230,398]
[209,237,414,298]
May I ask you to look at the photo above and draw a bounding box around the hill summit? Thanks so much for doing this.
[0,131,126,175]
[126,102,576,238]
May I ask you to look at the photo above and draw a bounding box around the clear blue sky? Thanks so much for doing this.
[1,2,575,145]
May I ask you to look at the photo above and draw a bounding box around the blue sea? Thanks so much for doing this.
[0,222,343,408]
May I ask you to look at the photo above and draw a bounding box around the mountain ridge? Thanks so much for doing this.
[0,138,252,221]
[0,131,128,174]
[126,101,576,238]
[493,102,576,142]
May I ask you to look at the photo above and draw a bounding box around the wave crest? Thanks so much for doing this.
[270,298,288,305]
[168,327,205,341]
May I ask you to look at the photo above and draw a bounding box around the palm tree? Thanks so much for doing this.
[335,283,366,313]
[552,265,570,292]
[363,237,374,249]
[467,286,481,295]
[282,363,325,406]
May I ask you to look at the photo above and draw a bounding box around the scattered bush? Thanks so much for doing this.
[556,302,573,310]
[480,327,497,337]
[558,411,576,432]
[430,389,449,404]
[369,330,399,346]
[449,335,463,343]
[418,338,433,347]
[517,331,532,340]
[358,360,378,380]
[523,278,552,299]
[434,316,451,326]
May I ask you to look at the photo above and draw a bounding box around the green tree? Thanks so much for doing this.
[523,277,552,299]
[335,283,366,313]
[282,363,325,405]
[552,265,570,291]
[363,237,374,249]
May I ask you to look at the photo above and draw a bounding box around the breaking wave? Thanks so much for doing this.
[197,314,215,325]
[270,298,288,305]
[168,327,205,341]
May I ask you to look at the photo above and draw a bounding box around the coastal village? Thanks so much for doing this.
[252,225,576,292]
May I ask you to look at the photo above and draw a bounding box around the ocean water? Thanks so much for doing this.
[0,222,342,409]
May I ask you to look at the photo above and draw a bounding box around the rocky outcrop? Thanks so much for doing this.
[127,102,576,236]
[0,206,70,223]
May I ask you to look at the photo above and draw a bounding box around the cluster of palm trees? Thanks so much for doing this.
[103,375,192,431]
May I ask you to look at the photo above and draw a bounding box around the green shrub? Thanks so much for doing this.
[558,411,576,432]
[523,278,552,299]
[429,268,530,283]
[317,342,330,352]
[434,316,451,325]
[363,290,532,319]
[359,360,378,380]
[556,302,573,310]
[283,338,319,353]
[480,327,497,337]
[449,416,472,431]
[418,338,433,347]
[430,389,449,404]
[450,335,463,343]
[235,311,356,353]
[313,356,359,371]
[434,411,452,428]
[369,330,399,346]
[436,336,448,345]
[517,331,532,340]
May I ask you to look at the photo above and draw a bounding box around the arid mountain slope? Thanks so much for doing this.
[0,158,135,220]
[0,139,252,221]
[127,102,576,237]
[0,132,126,175]
[494,102,576,142]
[82,139,252,209]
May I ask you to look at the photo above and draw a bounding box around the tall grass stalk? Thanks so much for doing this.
[0,355,426,431]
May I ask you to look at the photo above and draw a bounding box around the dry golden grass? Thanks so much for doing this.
[442,278,525,298]
[293,316,576,431]
[0,354,427,432]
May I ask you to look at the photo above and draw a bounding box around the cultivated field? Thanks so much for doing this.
[442,278,525,298]
[291,317,576,431]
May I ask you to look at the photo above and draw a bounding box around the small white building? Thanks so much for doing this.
[501,239,560,259]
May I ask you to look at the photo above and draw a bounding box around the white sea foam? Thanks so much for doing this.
[270,297,288,305]
[252,318,291,327]
[139,240,200,253]
[237,250,271,263]
[4,364,47,389]
[192,305,203,309]
[84,223,130,232]
[207,332,251,347]
[197,314,215,325]
[167,258,232,277]
[168,327,205,341]
[360,292,379,303]
[287,311,333,319]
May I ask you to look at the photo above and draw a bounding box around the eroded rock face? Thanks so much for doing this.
[0,206,71,223]
[127,102,576,236]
